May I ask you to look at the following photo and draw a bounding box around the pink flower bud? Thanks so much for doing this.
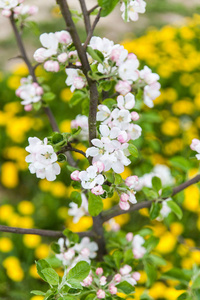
[132,272,141,281]
[115,80,131,96]
[57,53,68,63]
[125,176,139,188]
[126,232,133,242]
[100,276,107,286]
[120,193,129,202]
[109,284,117,295]
[63,248,75,260]
[91,185,104,196]
[82,275,93,287]
[28,5,38,15]
[96,267,103,276]
[118,131,128,143]
[55,30,71,44]
[44,60,60,72]
[73,76,85,89]
[97,289,105,299]
[128,53,137,60]
[190,138,200,151]
[120,265,132,276]
[133,247,146,259]
[70,170,80,181]
[2,9,11,17]
[131,111,140,121]
[16,88,21,97]
[33,48,47,63]
[36,86,44,96]
[93,161,105,173]
[119,201,130,211]
[114,273,121,283]
[24,104,33,112]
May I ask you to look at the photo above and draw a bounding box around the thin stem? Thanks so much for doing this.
[102,174,200,222]
[79,0,91,34]
[57,144,86,157]
[0,225,93,238]
[88,4,99,15]
[84,9,101,49]
[43,106,60,132]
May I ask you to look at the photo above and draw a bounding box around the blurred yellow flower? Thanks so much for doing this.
[165,287,186,300]
[67,216,93,232]
[7,75,21,89]
[60,88,73,102]
[172,100,194,115]
[29,264,40,279]
[149,282,167,298]
[191,250,200,265]
[23,234,41,248]
[18,201,35,215]
[170,222,184,236]
[0,237,13,252]
[19,216,34,228]
[57,206,68,219]
[1,161,19,188]
[181,257,194,270]
[183,185,199,212]
[121,167,132,179]
[161,117,180,136]
[12,63,29,75]
[155,232,177,254]
[50,181,67,198]
[30,296,44,300]
[0,204,14,222]
[35,244,50,259]
[177,244,189,257]
[60,119,71,133]
[3,256,24,281]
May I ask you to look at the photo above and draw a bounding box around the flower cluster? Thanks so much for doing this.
[120,0,146,22]
[68,193,88,223]
[190,138,200,160]
[71,163,105,195]
[33,31,74,73]
[16,76,43,110]
[126,233,147,259]
[56,237,98,269]
[119,175,139,210]
[82,265,140,299]
[0,0,38,18]
[25,137,61,181]
[71,114,88,140]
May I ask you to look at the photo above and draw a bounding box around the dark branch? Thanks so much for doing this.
[84,9,101,49]
[57,144,86,157]
[0,225,93,238]
[102,174,200,222]
[79,0,91,34]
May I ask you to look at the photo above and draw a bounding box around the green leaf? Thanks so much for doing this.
[140,293,153,300]
[152,176,162,192]
[41,268,59,285]
[169,156,190,172]
[36,259,51,281]
[52,133,64,144]
[72,181,81,190]
[51,242,60,254]
[57,153,67,163]
[113,250,123,269]
[106,172,114,183]
[99,80,113,91]
[124,249,134,264]
[148,254,166,266]
[63,229,79,245]
[150,202,161,220]
[70,191,82,207]
[114,173,123,185]
[67,261,90,281]
[177,293,188,300]
[67,279,83,289]
[128,144,138,158]
[138,228,153,237]
[33,101,42,111]
[66,165,78,173]
[58,296,75,300]
[87,46,104,63]
[143,187,158,200]
[161,187,173,198]
[117,281,135,294]
[144,262,157,287]
[69,91,86,107]
[98,0,119,17]
[42,92,56,102]
[144,236,159,252]
[31,290,45,296]
[192,276,200,289]
[88,191,103,216]
[85,294,96,300]
[167,200,183,219]
[161,268,191,284]
[102,98,116,109]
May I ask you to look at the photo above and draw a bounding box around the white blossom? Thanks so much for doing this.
[120,0,146,22]
[78,165,104,189]
[0,0,18,9]
[68,193,88,223]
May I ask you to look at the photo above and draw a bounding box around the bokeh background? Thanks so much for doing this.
[1,0,200,299]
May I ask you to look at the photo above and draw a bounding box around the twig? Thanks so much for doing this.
[102,174,200,222]
[84,9,101,49]
[0,225,93,238]
[57,144,86,157]
[88,4,99,15]
[79,0,91,34]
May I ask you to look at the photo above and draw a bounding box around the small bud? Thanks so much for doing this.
[97,289,105,299]
[114,273,121,283]
[131,111,140,121]
[132,272,141,281]
[126,232,133,242]
[91,185,104,196]
[58,53,68,63]
[44,60,60,72]
[119,201,130,211]
[93,161,105,173]
[96,267,103,276]
[70,170,80,181]
[24,104,33,112]
[109,284,117,295]
[120,193,129,202]
[82,275,93,287]
[120,265,132,276]
[100,276,107,286]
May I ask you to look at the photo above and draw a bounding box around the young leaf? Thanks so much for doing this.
[36,259,51,281]
[161,187,173,198]
[88,191,103,216]
[67,261,90,281]
[63,229,79,245]
[70,191,82,207]
[152,176,162,192]
[42,92,56,102]
[128,144,138,158]
[31,291,45,296]
[169,156,190,172]
[114,173,123,185]
[98,0,119,17]
[150,202,161,220]
[117,281,135,294]
[69,91,86,107]
[144,262,157,287]
[51,242,60,254]
[143,187,158,200]
[102,98,116,109]
[113,250,123,269]
[167,200,183,219]
[41,268,59,285]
